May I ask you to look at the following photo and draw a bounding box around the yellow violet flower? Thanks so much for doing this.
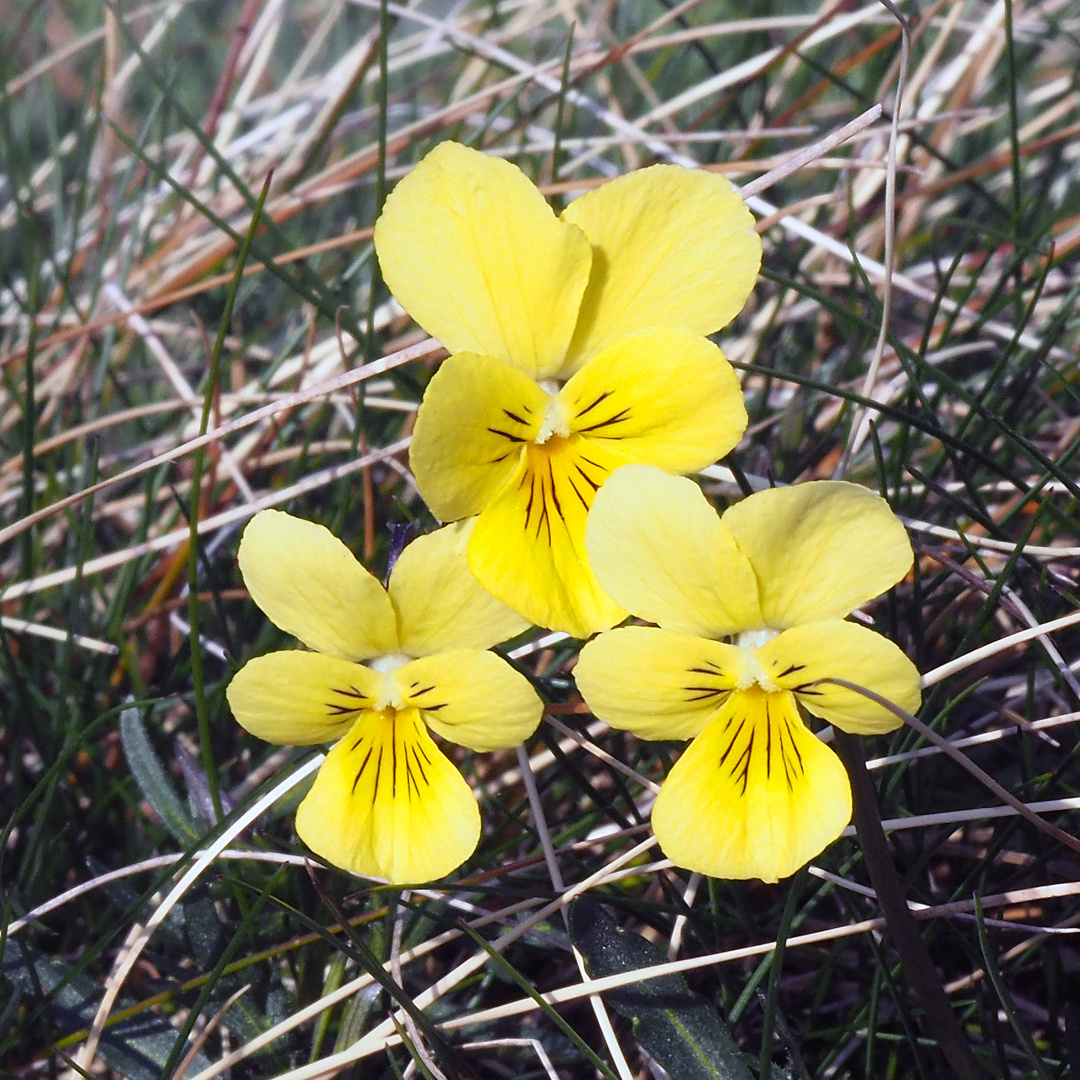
[374,142,761,637]
[574,466,922,883]
[226,510,543,885]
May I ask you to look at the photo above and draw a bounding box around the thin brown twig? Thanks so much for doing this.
[182,0,262,192]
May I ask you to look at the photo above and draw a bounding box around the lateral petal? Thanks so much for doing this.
[394,650,543,751]
[758,620,921,735]
[237,510,398,661]
[585,466,762,637]
[575,626,740,741]
[389,521,530,654]
[227,651,384,745]
[468,439,628,637]
[562,328,747,471]
[295,707,481,885]
[374,142,592,379]
[720,481,913,628]
[561,165,760,372]
[652,688,852,883]
[410,352,547,522]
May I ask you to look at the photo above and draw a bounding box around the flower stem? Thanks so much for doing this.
[833,731,986,1080]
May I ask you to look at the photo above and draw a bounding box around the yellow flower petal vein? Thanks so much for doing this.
[227,651,383,746]
[395,649,543,752]
[409,352,547,522]
[560,328,747,471]
[468,438,630,637]
[758,620,921,734]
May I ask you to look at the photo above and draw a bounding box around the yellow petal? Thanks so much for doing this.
[394,649,543,751]
[561,165,761,372]
[561,328,746,471]
[237,510,398,661]
[720,481,913,629]
[651,688,852,883]
[585,465,762,637]
[575,626,740,741]
[468,439,628,637]
[295,706,480,884]
[227,651,384,745]
[374,142,592,379]
[410,352,548,521]
[757,620,921,735]
[389,521,530,654]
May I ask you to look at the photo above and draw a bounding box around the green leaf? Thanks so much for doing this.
[3,943,212,1080]
[568,898,756,1080]
[120,706,199,845]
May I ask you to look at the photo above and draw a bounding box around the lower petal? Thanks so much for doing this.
[651,687,851,883]
[295,707,481,885]
[468,438,627,637]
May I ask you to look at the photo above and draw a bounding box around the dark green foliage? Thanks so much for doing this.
[570,898,758,1080]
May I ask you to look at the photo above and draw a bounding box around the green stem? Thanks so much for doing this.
[833,731,986,1080]
[187,171,273,824]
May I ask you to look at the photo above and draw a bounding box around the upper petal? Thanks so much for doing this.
[720,481,914,628]
[575,626,740,741]
[561,164,761,372]
[295,706,481,884]
[389,521,530,654]
[394,649,543,751]
[585,465,763,637]
[757,620,921,735]
[237,510,398,661]
[468,439,628,637]
[227,651,383,745]
[651,688,852,883]
[561,328,747,472]
[374,142,593,379]
[409,352,547,521]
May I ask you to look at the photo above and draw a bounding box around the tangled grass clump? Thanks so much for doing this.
[3,3,1080,1078]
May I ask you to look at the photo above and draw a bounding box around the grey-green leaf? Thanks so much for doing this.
[120,705,200,845]
[3,943,212,1080]
[568,898,754,1080]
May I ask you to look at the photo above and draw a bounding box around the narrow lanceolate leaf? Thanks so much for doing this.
[568,899,756,1080]
[120,706,199,845]
[3,945,213,1080]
